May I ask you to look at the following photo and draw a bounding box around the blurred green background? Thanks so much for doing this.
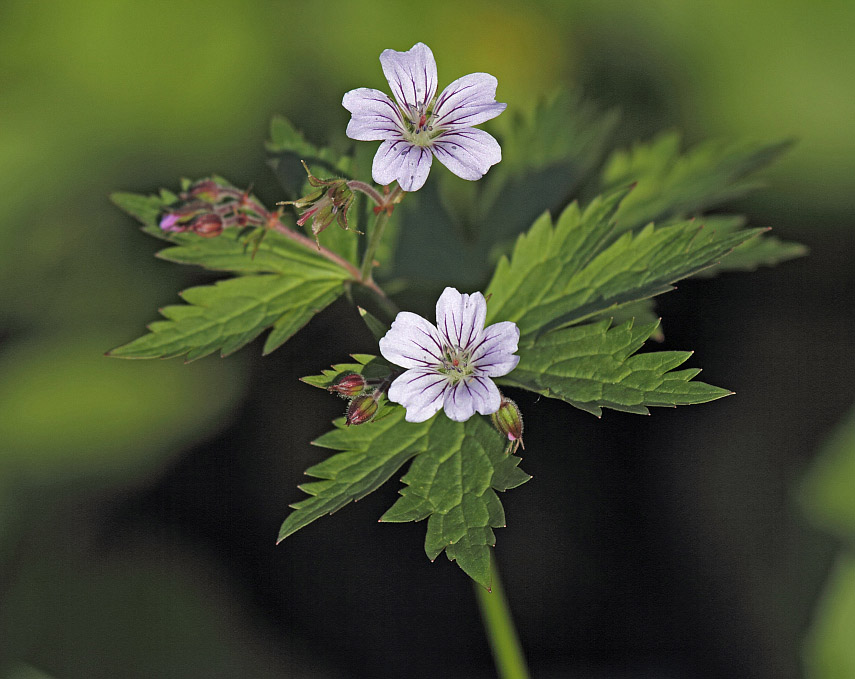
[1,1,853,678]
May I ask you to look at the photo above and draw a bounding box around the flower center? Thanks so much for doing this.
[438,345,474,384]
[402,103,439,147]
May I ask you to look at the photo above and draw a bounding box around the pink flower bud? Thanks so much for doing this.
[346,394,379,426]
[491,397,524,453]
[191,213,224,238]
[328,373,367,398]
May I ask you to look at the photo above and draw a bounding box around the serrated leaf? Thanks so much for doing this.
[485,190,763,338]
[110,191,174,240]
[498,319,730,416]
[279,409,529,588]
[600,132,792,233]
[108,269,348,361]
[685,215,808,276]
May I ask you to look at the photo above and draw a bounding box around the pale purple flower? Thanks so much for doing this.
[342,43,506,192]
[379,287,520,423]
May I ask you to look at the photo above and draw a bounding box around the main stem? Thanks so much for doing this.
[475,554,530,679]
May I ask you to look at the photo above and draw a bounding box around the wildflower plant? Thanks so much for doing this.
[109,42,805,677]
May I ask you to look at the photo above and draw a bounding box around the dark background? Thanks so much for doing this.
[1,1,853,678]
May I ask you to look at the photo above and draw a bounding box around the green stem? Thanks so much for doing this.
[475,554,530,679]
[359,209,391,283]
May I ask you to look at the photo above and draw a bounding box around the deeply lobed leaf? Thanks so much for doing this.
[485,189,764,338]
[278,408,529,588]
[500,319,730,417]
[108,270,348,361]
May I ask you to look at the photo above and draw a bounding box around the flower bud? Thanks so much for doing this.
[159,201,210,232]
[346,394,379,426]
[328,373,367,398]
[491,398,524,453]
[190,213,224,238]
[187,180,224,203]
[280,162,358,245]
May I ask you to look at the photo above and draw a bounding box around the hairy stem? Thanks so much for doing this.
[474,554,530,679]
[270,221,393,312]
[347,180,385,206]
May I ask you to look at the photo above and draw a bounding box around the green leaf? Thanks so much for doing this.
[485,189,764,338]
[278,409,529,588]
[300,354,394,390]
[156,227,350,277]
[111,191,166,226]
[108,269,348,361]
[600,132,792,233]
[499,319,731,416]
[686,215,808,276]
[357,306,390,341]
[392,92,618,288]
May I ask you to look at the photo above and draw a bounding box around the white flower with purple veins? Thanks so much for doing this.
[379,287,520,423]
[342,43,506,192]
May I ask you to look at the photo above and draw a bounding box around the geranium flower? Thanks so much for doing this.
[342,42,506,192]
[379,287,519,422]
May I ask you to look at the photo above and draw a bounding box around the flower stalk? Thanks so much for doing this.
[474,554,530,679]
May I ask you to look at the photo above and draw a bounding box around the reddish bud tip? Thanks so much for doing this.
[491,397,524,454]
[191,213,224,238]
[346,394,379,426]
[328,372,368,398]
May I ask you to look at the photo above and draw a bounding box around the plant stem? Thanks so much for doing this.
[270,221,395,314]
[475,554,530,679]
[359,185,403,283]
[359,209,391,283]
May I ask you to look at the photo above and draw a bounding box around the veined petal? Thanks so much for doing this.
[380,43,437,113]
[372,139,433,191]
[388,368,449,422]
[435,287,487,350]
[442,376,501,421]
[379,311,444,369]
[432,128,502,181]
[342,88,406,141]
[432,73,506,130]
[471,321,520,377]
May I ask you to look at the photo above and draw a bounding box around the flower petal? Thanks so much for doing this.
[434,287,486,350]
[388,368,448,423]
[380,42,437,113]
[372,139,433,191]
[379,311,444,369]
[432,73,506,130]
[471,321,520,377]
[442,376,501,421]
[342,88,405,141]
[431,128,502,181]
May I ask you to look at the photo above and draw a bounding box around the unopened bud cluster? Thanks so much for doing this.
[328,372,388,426]
[159,180,276,238]
[280,161,357,246]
